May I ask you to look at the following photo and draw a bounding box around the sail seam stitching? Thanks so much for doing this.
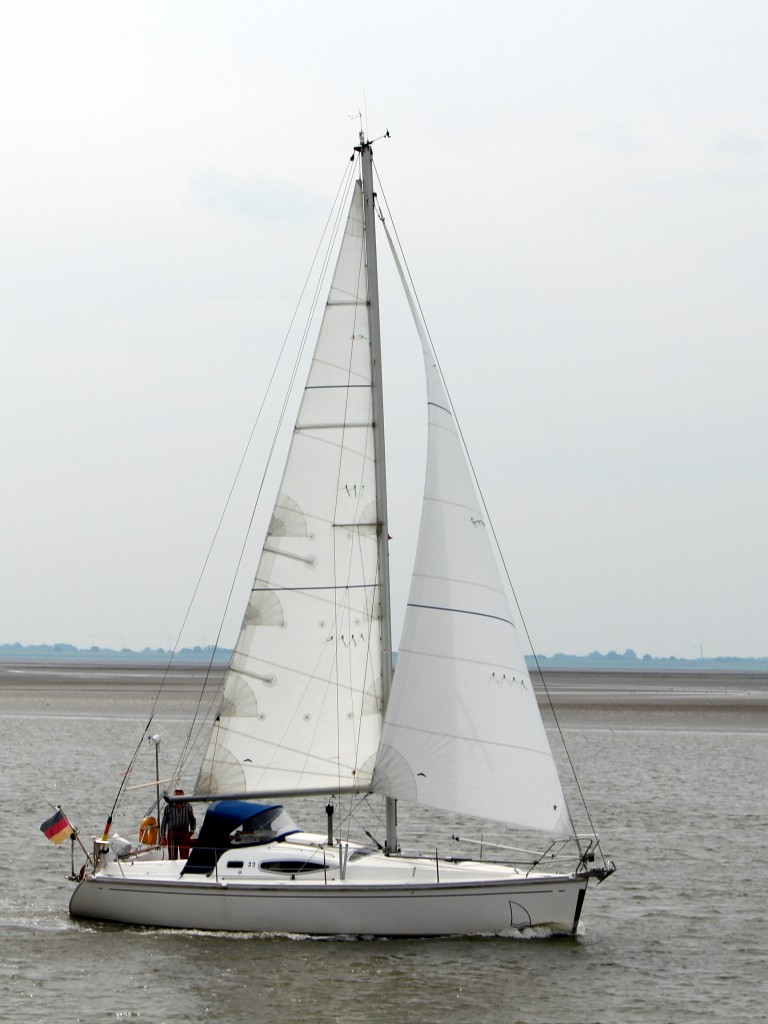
[383,720,554,756]
[406,602,515,627]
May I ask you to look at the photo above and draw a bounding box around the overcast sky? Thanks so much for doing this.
[2,1,766,658]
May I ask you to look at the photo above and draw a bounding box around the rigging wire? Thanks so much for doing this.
[106,157,357,819]
[372,161,604,849]
[170,155,359,792]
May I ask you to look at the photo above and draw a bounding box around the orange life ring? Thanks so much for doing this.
[139,815,158,846]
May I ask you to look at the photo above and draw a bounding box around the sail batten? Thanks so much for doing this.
[250,583,380,592]
[295,422,373,430]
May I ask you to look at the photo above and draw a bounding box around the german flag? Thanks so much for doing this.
[40,808,74,845]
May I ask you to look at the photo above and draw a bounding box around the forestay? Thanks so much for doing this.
[372,223,571,838]
[197,182,385,797]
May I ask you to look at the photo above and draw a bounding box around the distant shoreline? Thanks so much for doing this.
[3,659,768,684]
[2,644,767,673]
[2,663,767,730]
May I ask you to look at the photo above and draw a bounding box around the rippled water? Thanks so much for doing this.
[1,694,767,1023]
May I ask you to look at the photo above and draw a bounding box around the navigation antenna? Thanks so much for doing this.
[358,128,391,146]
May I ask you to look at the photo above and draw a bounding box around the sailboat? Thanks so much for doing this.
[68,135,614,936]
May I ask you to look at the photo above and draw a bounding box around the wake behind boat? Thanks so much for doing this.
[67,135,614,936]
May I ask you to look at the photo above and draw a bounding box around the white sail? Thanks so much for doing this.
[197,181,385,797]
[372,225,571,837]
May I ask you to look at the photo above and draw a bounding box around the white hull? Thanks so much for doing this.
[69,837,590,937]
[70,873,589,936]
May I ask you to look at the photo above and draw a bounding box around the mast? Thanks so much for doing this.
[359,133,398,853]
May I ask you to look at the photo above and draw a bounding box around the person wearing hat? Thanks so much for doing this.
[160,789,196,859]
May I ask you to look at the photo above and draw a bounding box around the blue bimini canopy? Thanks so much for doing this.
[181,800,298,875]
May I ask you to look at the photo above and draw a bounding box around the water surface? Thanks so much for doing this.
[1,669,766,1023]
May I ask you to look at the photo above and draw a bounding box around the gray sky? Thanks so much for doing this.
[2,1,766,658]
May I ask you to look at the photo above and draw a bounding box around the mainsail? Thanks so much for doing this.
[197,181,385,797]
[372,224,571,837]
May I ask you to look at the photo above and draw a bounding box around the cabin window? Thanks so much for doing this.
[227,861,244,869]
[259,860,324,874]
[347,848,376,862]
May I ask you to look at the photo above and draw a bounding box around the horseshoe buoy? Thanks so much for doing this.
[138,815,158,846]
